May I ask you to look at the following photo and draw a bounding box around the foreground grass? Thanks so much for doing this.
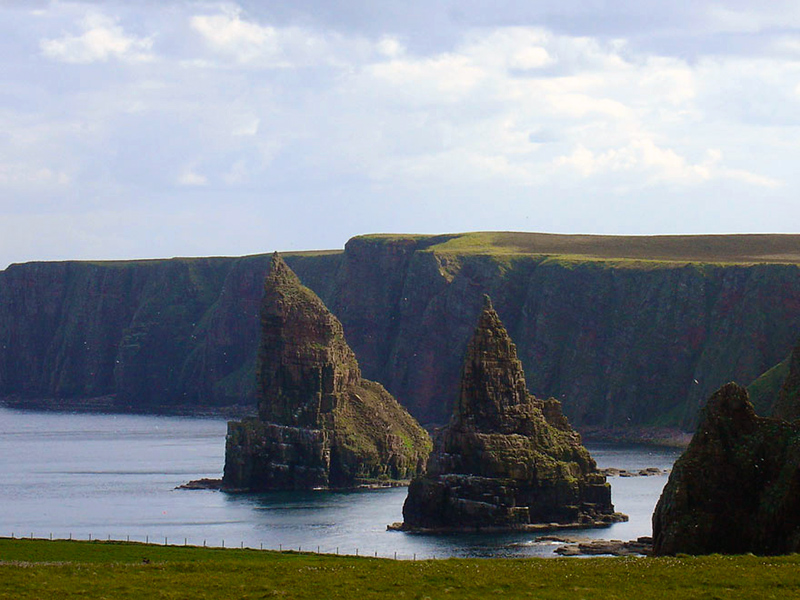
[1,539,800,599]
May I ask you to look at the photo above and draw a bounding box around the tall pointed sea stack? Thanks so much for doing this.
[223,253,431,491]
[399,296,624,531]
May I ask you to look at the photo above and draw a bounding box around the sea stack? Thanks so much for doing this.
[653,382,800,555]
[222,253,431,491]
[399,296,625,531]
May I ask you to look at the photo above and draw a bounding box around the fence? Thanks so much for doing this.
[3,532,427,561]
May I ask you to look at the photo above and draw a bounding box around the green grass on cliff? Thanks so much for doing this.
[356,231,800,266]
[2,538,800,599]
[748,355,792,416]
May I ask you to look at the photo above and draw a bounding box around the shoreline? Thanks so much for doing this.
[388,512,629,535]
[0,396,257,420]
[1,397,692,447]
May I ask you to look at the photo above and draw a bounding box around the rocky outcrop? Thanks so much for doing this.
[3,233,800,434]
[652,382,800,555]
[222,254,431,491]
[399,297,625,531]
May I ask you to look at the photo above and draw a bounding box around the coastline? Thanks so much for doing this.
[1,397,692,448]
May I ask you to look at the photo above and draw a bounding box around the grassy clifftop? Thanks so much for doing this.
[356,231,800,266]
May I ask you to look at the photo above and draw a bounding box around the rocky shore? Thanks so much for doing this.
[551,536,653,556]
[598,467,670,477]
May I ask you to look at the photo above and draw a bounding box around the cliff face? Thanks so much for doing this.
[400,297,622,531]
[652,382,800,555]
[325,238,800,431]
[0,253,335,410]
[2,233,800,433]
[222,254,431,491]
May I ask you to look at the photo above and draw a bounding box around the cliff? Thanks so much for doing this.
[2,232,800,433]
[652,382,800,555]
[0,252,338,411]
[399,297,623,531]
[222,254,431,491]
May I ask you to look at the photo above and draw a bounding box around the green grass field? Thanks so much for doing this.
[1,538,799,599]
[357,231,800,265]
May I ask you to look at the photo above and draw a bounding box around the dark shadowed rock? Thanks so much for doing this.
[653,382,800,555]
[399,296,625,531]
[223,253,431,491]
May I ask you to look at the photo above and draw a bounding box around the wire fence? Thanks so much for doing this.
[2,532,428,561]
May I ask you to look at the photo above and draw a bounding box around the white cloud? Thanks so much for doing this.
[177,167,207,186]
[553,141,780,188]
[189,7,386,68]
[40,12,154,64]
[368,54,485,101]
[0,162,70,188]
[190,8,280,64]
[377,36,404,58]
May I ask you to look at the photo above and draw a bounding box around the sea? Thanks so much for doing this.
[0,406,681,559]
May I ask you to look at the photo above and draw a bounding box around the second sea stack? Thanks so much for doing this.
[399,296,625,531]
[223,253,431,491]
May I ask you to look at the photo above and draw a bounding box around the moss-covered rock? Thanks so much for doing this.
[400,296,625,531]
[652,382,800,555]
[222,254,431,491]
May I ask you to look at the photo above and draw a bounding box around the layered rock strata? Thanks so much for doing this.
[223,254,431,491]
[653,382,800,555]
[399,297,625,531]
[3,233,800,435]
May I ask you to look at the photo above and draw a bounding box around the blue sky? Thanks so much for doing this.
[2,1,800,268]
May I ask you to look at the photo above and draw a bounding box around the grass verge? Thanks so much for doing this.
[1,538,800,599]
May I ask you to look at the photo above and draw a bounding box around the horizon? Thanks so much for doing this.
[4,229,800,269]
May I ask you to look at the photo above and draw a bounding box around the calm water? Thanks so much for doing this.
[0,406,681,558]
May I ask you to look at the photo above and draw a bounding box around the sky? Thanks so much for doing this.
[2,1,800,268]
